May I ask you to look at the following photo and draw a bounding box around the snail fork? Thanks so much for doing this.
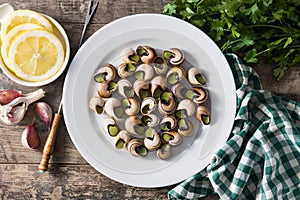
[78,0,99,48]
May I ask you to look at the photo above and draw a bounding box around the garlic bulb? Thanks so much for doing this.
[0,89,45,125]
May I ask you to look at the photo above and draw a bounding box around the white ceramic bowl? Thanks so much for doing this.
[0,11,70,87]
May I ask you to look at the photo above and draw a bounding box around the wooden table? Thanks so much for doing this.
[0,0,299,199]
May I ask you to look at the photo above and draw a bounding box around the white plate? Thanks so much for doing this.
[63,14,236,188]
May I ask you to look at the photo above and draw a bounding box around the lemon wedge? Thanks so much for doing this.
[8,29,65,82]
[0,10,53,40]
[1,23,46,73]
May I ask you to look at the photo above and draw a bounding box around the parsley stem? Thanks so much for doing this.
[248,24,286,31]
[197,0,205,6]
[256,48,270,56]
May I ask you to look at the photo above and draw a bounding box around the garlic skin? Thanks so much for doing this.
[35,102,53,130]
[0,89,22,105]
[21,120,40,149]
[0,89,45,125]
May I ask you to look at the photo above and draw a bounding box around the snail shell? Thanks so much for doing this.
[97,80,118,98]
[187,67,206,85]
[125,116,144,136]
[150,76,166,99]
[114,130,131,149]
[104,97,124,120]
[166,66,186,85]
[144,128,161,151]
[135,64,154,81]
[163,48,185,65]
[196,105,210,125]
[121,98,140,116]
[136,45,156,64]
[103,117,119,137]
[133,79,150,99]
[118,62,137,78]
[128,139,148,157]
[157,143,171,160]
[118,79,134,98]
[177,118,194,137]
[89,96,105,114]
[93,63,116,83]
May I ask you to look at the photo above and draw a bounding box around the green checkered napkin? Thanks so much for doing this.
[168,53,300,199]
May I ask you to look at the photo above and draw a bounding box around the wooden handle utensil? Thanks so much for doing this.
[38,113,62,173]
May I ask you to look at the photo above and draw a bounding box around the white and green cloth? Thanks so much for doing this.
[168,53,300,199]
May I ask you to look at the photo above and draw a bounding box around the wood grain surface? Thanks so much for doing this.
[0,0,299,199]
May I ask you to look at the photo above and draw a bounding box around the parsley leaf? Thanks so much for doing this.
[163,3,177,15]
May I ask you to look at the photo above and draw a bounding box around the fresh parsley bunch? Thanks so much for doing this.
[163,0,300,80]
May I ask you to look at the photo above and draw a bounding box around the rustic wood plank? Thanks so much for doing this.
[8,0,169,23]
[0,164,219,200]
[0,164,172,199]
[254,62,300,102]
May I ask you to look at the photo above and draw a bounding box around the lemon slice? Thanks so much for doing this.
[0,10,53,40]
[8,29,65,82]
[1,23,46,73]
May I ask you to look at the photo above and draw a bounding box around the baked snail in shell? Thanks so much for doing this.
[128,139,148,157]
[163,48,184,66]
[103,117,119,137]
[93,63,116,83]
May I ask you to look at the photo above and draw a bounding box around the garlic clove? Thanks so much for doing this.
[21,120,40,149]
[5,104,27,125]
[34,102,53,130]
[0,89,22,105]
